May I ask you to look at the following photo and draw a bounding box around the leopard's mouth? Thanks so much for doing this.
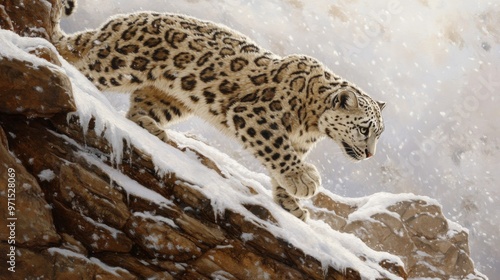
[341,141,361,161]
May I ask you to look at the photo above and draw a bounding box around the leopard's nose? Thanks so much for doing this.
[365,149,373,158]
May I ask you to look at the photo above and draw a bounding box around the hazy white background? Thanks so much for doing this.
[61,0,500,278]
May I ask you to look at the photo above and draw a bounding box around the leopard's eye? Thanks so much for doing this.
[358,126,369,136]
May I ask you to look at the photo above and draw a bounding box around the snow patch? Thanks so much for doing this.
[211,270,235,280]
[48,247,132,276]
[47,247,87,260]
[82,215,122,239]
[345,192,440,223]
[77,149,174,209]
[133,211,178,229]
[37,169,56,182]
[241,232,254,242]
[89,257,129,277]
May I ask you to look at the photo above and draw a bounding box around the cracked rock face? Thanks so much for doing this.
[0,127,60,248]
[311,193,486,279]
[0,48,75,117]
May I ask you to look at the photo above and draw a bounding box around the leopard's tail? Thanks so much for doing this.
[51,0,77,42]
[63,0,77,17]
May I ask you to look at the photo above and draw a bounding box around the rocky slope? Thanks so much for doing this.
[0,1,486,279]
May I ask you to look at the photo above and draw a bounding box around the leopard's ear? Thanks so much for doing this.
[377,100,386,111]
[332,91,358,110]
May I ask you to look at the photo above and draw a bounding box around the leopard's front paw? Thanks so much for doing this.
[273,184,310,221]
[295,207,310,221]
[280,163,321,198]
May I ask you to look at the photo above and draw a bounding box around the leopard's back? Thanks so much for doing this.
[56,12,282,125]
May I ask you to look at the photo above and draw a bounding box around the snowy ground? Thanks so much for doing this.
[60,0,500,278]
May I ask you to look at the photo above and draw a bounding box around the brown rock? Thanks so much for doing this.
[29,45,63,66]
[0,245,136,280]
[452,250,475,276]
[58,163,130,229]
[181,270,211,280]
[96,252,174,280]
[156,260,189,276]
[285,244,361,280]
[53,200,133,253]
[192,240,306,280]
[126,213,202,261]
[449,230,470,253]
[48,247,137,280]
[407,211,448,240]
[2,0,58,39]
[0,4,14,30]
[243,203,279,224]
[0,245,54,277]
[312,193,485,279]
[0,56,75,117]
[345,213,414,257]
[225,210,288,260]
[313,209,348,230]
[312,192,357,217]
[310,193,356,231]
[60,233,88,255]
[174,212,227,246]
[0,126,60,247]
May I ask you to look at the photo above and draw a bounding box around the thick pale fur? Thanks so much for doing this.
[52,0,386,221]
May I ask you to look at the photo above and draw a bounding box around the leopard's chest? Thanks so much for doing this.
[290,131,324,158]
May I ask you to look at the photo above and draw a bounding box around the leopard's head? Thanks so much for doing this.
[318,88,386,161]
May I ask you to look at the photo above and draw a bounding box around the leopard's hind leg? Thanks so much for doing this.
[127,86,192,143]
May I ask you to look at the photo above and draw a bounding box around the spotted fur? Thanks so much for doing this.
[52,1,386,221]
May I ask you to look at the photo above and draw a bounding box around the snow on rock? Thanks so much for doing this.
[47,248,135,279]
[309,192,488,279]
[0,30,75,117]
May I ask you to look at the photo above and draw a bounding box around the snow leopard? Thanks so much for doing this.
[52,0,386,221]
